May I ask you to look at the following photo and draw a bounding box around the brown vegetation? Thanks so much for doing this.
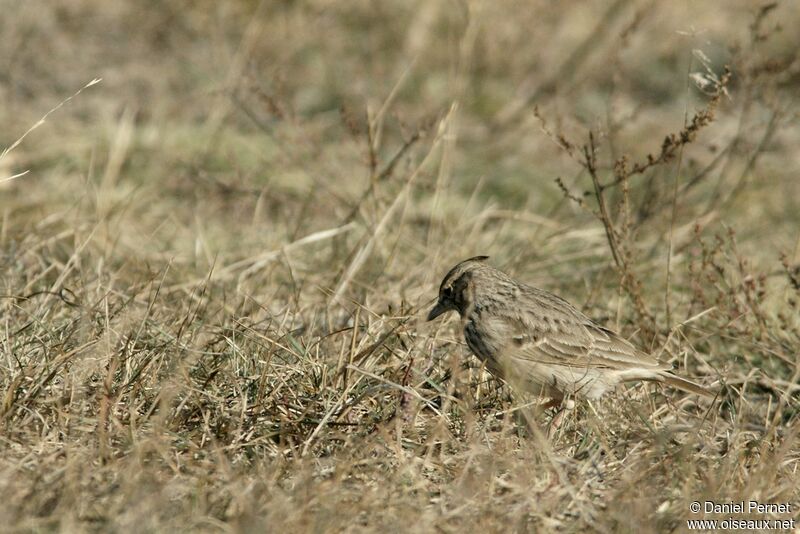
[1,1,798,531]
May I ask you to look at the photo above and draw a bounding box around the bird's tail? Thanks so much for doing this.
[651,371,715,398]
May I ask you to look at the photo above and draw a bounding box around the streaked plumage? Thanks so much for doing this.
[427,256,713,402]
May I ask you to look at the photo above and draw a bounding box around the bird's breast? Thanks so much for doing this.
[463,320,497,362]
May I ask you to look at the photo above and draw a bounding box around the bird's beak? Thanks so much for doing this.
[426,301,447,321]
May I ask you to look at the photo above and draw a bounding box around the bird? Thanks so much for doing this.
[427,256,713,407]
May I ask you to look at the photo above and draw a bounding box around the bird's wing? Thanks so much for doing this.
[490,303,666,371]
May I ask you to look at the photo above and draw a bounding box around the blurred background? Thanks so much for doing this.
[3,1,798,254]
[3,1,797,259]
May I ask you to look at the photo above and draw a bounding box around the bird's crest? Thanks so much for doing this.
[439,256,490,291]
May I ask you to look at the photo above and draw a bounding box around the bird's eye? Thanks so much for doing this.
[442,286,453,298]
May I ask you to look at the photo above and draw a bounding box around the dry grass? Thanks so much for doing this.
[1,1,799,532]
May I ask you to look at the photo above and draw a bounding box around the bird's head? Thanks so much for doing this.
[427,256,490,321]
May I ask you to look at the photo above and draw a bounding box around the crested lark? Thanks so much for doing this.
[427,256,713,405]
